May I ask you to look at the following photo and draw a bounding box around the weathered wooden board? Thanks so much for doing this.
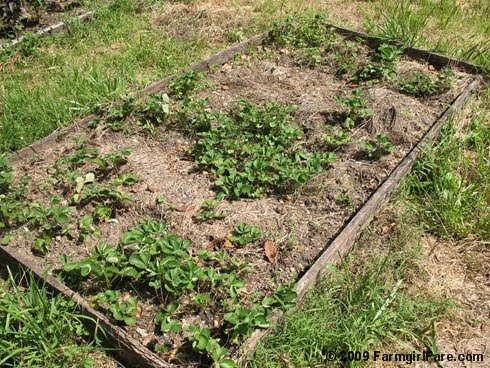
[1,20,485,368]
[0,244,170,368]
[0,10,95,50]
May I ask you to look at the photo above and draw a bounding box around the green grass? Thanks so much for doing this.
[248,233,452,367]
[0,0,213,151]
[402,95,490,240]
[0,268,98,367]
[364,0,490,68]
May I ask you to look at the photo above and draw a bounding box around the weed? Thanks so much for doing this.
[336,191,352,206]
[0,269,96,367]
[402,113,489,239]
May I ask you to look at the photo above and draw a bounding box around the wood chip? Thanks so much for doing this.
[264,240,277,264]
[176,204,195,212]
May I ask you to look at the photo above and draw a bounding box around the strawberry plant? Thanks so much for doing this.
[180,99,336,198]
[0,153,14,194]
[136,93,171,134]
[195,199,225,223]
[186,325,236,368]
[334,89,374,129]
[229,222,262,245]
[169,71,207,99]
[105,97,137,131]
[354,44,403,84]
[331,39,361,76]
[399,70,453,97]
[361,133,394,158]
[272,13,330,49]
[322,128,352,147]
[94,290,141,326]
[271,13,332,67]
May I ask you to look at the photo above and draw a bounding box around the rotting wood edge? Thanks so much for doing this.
[1,22,485,368]
[0,245,170,368]
[0,10,95,50]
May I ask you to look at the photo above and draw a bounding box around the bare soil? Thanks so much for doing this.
[3,34,473,364]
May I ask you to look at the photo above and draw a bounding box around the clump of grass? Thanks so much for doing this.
[248,250,451,368]
[0,268,96,367]
[402,96,490,240]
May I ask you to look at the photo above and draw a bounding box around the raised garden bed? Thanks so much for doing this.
[0,0,98,48]
[0,15,484,368]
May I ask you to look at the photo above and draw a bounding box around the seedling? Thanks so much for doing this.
[361,134,394,158]
[230,223,262,245]
[169,71,207,99]
[334,89,374,129]
[195,199,225,223]
[336,191,352,206]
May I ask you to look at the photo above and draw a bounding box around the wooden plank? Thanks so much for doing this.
[239,77,483,359]
[0,244,170,368]
[0,10,95,50]
[328,24,487,76]
[8,33,267,166]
